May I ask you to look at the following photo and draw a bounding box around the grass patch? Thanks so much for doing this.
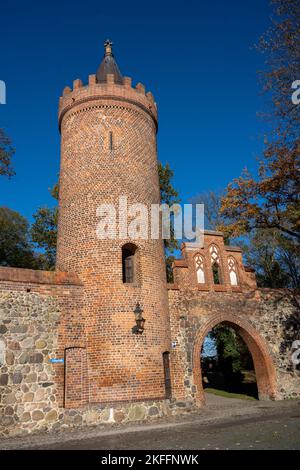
[205,388,257,401]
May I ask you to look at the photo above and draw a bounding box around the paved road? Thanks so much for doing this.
[1,395,300,450]
[29,413,300,450]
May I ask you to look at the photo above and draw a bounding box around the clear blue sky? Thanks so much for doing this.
[0,0,272,221]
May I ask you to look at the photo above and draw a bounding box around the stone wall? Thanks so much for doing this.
[253,289,300,398]
[168,287,300,404]
[0,291,60,437]
[0,267,85,437]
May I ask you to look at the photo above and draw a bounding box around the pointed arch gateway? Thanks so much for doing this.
[192,313,277,405]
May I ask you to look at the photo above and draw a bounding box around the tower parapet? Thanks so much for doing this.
[58,73,158,132]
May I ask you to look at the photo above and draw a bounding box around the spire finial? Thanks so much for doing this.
[96,39,123,84]
[104,39,113,57]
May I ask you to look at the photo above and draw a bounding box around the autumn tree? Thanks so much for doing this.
[220,0,300,258]
[220,144,299,241]
[0,129,15,178]
[257,0,300,138]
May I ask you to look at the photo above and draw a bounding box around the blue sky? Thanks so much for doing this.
[0,0,272,221]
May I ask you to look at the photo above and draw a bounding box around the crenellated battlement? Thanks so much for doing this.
[58,73,158,131]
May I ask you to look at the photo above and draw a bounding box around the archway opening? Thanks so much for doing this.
[201,322,258,400]
[193,315,277,405]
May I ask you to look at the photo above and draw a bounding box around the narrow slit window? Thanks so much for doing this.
[109,131,113,151]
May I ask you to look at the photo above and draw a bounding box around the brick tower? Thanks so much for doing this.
[56,40,171,406]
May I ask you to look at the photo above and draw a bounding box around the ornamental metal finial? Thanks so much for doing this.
[104,39,113,56]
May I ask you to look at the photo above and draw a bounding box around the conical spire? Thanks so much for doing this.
[96,40,123,85]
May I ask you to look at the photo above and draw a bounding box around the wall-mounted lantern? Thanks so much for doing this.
[132,302,145,334]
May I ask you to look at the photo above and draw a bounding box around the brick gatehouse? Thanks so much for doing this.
[0,41,299,436]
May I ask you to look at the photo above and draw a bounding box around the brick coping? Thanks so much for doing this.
[0,267,82,286]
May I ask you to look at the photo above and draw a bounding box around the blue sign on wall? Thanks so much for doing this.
[49,358,64,364]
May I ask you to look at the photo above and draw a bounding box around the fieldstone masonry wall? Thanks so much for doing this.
[0,291,60,436]
[253,290,300,398]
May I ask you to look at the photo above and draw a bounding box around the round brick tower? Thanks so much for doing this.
[56,40,171,405]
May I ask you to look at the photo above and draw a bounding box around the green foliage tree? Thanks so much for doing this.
[30,183,58,270]
[0,129,15,178]
[210,324,253,374]
[158,162,181,282]
[0,207,37,268]
[241,229,299,288]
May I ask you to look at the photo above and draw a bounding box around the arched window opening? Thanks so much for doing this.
[163,352,172,399]
[195,254,205,284]
[122,243,138,284]
[201,323,258,400]
[228,256,239,286]
[210,244,222,285]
